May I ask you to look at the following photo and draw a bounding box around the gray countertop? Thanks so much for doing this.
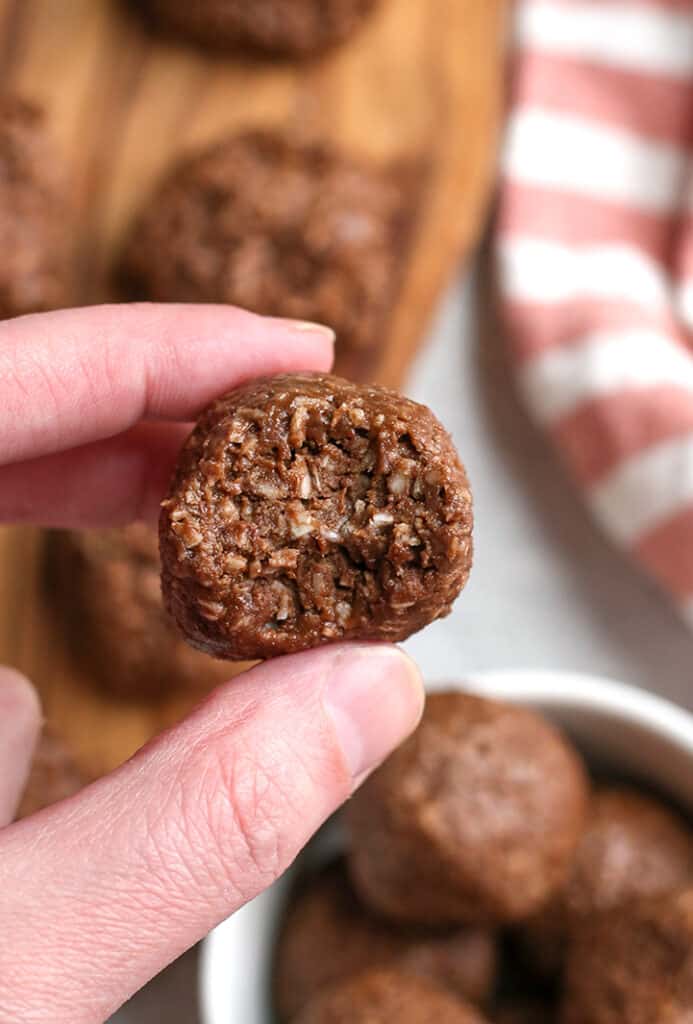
[403,265,693,707]
[112,263,693,1023]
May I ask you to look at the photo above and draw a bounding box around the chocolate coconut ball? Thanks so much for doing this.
[44,524,232,700]
[274,860,497,1020]
[561,889,693,1024]
[159,374,473,660]
[294,969,490,1024]
[345,692,589,926]
[120,132,410,378]
[17,729,84,819]
[521,787,693,978]
[138,0,379,56]
[0,97,72,318]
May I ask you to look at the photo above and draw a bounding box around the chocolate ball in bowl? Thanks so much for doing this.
[138,0,380,57]
[294,969,491,1024]
[119,132,411,379]
[561,889,693,1024]
[274,860,497,1020]
[345,692,589,926]
[159,373,473,660]
[521,787,693,978]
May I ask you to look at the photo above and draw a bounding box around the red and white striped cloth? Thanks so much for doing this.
[497,0,693,628]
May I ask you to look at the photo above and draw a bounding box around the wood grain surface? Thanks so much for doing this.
[0,0,506,780]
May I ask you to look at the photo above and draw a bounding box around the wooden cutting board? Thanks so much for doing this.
[0,0,506,780]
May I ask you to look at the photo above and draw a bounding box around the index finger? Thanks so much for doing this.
[0,303,334,466]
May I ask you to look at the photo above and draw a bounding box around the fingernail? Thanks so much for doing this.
[288,319,336,343]
[324,646,424,781]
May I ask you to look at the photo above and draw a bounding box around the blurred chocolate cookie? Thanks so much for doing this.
[138,0,379,57]
[561,889,693,1024]
[17,728,83,819]
[44,524,231,700]
[159,373,472,659]
[0,97,72,318]
[294,969,491,1024]
[521,787,693,978]
[274,860,497,1020]
[345,691,589,926]
[120,132,411,378]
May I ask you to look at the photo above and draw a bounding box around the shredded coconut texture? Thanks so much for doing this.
[160,373,473,660]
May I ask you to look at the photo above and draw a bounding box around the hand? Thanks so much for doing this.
[0,304,424,1024]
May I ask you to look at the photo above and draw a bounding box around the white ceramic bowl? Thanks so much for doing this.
[200,670,693,1024]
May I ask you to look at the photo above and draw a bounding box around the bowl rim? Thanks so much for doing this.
[199,668,693,1024]
[462,669,693,754]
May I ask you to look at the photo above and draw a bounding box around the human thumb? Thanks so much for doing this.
[0,644,423,1024]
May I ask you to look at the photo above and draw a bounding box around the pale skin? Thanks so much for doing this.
[0,303,424,1024]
